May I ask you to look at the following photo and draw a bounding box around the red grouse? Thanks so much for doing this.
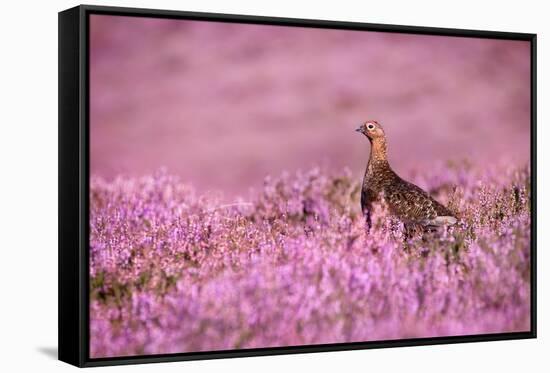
[356,120,457,232]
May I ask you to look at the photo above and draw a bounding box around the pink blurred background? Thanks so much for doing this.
[90,15,531,198]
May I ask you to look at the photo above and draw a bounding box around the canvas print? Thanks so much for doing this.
[88,15,532,358]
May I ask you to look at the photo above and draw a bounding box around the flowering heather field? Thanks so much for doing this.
[89,162,531,358]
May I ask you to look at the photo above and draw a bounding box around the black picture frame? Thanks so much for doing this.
[58,4,537,368]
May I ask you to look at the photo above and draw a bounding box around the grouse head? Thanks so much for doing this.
[356,120,385,142]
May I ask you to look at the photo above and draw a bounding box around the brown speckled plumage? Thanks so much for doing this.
[356,120,457,231]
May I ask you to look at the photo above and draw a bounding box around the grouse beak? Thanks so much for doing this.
[355,127,364,134]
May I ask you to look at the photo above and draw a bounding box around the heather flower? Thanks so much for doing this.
[89,162,531,357]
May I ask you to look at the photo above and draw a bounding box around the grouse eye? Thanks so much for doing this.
[367,123,375,130]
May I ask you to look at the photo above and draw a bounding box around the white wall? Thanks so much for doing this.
[0,0,546,371]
